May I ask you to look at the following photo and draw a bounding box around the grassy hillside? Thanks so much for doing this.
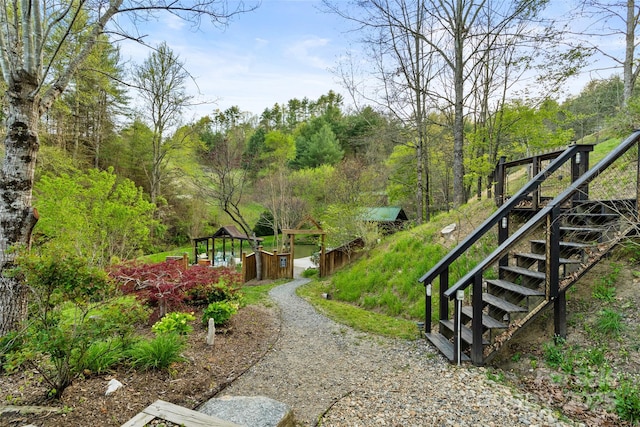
[307,198,499,323]
[302,136,629,328]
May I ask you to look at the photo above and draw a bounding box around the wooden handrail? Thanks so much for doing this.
[443,129,640,300]
[419,144,583,286]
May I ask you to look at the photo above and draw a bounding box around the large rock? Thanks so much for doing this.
[198,395,295,427]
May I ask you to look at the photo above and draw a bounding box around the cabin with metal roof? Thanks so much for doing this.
[362,207,408,233]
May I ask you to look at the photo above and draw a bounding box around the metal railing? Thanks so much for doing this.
[437,130,640,364]
[419,144,588,335]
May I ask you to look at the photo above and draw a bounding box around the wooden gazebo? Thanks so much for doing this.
[193,225,262,266]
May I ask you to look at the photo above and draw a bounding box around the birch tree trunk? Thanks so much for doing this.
[0,72,41,334]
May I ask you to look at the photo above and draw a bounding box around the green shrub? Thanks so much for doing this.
[152,312,196,335]
[185,280,240,305]
[126,334,185,371]
[202,301,239,326]
[616,377,640,423]
[11,254,150,397]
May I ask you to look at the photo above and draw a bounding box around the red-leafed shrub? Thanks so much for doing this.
[109,260,242,317]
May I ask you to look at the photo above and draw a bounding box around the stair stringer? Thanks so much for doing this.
[481,220,636,364]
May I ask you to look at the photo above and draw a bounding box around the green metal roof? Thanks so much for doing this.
[362,207,406,222]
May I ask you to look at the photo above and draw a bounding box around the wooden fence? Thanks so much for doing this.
[321,238,364,277]
[242,249,292,282]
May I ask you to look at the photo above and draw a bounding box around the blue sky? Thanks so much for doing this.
[118,0,625,122]
[120,0,352,120]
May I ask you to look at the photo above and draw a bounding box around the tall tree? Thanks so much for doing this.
[328,0,561,208]
[202,129,264,280]
[133,42,192,205]
[0,1,252,336]
[574,0,640,103]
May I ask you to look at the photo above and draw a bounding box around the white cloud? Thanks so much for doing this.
[254,37,269,48]
[285,37,332,69]
[161,14,186,31]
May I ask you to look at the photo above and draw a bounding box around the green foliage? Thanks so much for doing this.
[616,377,640,423]
[595,309,624,336]
[297,281,419,339]
[34,167,158,265]
[202,301,239,326]
[254,211,276,237]
[563,76,624,140]
[84,339,125,374]
[126,334,185,371]
[301,268,318,278]
[325,202,497,323]
[593,262,620,302]
[293,122,344,168]
[152,312,196,335]
[543,341,565,369]
[10,255,149,397]
[593,283,616,302]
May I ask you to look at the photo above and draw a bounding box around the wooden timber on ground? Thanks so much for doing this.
[121,399,240,427]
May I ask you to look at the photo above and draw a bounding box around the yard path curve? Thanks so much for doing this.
[218,278,581,426]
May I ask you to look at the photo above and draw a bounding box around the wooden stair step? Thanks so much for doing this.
[461,306,507,329]
[514,252,581,264]
[440,320,489,345]
[425,332,470,362]
[560,226,604,233]
[500,265,546,280]
[483,293,527,313]
[486,279,545,297]
[530,239,592,249]
[562,213,618,224]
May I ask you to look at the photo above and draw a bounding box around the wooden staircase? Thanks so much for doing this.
[419,131,640,365]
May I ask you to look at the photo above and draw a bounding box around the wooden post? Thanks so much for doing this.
[498,215,509,275]
[438,269,449,334]
[546,205,560,300]
[471,272,484,365]
[289,234,295,279]
[495,156,506,206]
[531,155,540,210]
[425,283,432,334]
[554,291,567,339]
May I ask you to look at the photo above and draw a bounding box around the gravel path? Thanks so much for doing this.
[220,278,583,426]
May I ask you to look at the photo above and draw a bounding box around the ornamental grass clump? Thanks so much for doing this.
[126,334,185,371]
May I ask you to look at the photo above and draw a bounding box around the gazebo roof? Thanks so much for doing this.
[209,225,262,241]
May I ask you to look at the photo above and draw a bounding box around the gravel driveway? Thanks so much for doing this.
[220,278,582,426]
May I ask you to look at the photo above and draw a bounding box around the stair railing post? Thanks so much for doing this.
[471,272,484,365]
[572,147,590,203]
[532,156,540,210]
[546,205,561,301]
[495,156,506,206]
[438,269,449,334]
[454,289,464,365]
[498,216,509,277]
[637,141,640,220]
[425,283,432,334]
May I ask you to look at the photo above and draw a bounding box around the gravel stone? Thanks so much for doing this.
[220,279,584,426]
